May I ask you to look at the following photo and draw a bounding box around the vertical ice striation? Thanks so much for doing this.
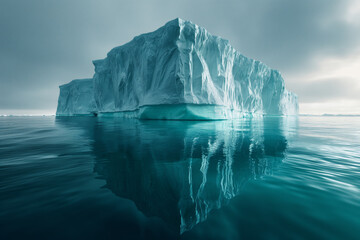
[56,18,298,119]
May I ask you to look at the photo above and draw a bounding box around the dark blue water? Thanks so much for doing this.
[0,116,359,239]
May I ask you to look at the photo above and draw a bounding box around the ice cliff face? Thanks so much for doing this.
[57,18,298,119]
[56,79,96,116]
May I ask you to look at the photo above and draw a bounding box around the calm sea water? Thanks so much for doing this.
[0,116,359,240]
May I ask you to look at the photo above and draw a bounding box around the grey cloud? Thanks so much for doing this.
[0,0,359,112]
[293,78,360,103]
[178,0,359,72]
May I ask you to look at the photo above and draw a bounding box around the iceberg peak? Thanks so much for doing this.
[57,19,298,119]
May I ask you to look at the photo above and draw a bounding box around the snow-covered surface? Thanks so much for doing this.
[56,79,96,116]
[57,18,298,119]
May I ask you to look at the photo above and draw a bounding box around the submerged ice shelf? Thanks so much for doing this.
[56,18,298,119]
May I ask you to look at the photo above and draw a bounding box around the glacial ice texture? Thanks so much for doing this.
[57,18,298,119]
[56,79,96,116]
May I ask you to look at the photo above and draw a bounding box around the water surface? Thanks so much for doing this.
[0,116,359,239]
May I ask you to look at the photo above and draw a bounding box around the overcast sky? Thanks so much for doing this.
[0,0,359,115]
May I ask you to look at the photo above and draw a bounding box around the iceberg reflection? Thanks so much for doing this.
[56,117,290,234]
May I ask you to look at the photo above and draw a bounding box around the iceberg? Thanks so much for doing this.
[56,79,96,116]
[56,18,298,119]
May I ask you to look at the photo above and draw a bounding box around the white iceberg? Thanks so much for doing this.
[57,18,298,119]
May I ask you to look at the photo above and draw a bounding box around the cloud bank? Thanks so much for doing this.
[0,0,359,114]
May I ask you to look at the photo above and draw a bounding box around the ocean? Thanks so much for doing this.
[0,116,359,239]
